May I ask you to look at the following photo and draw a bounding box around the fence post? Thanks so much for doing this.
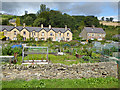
[9,58,11,64]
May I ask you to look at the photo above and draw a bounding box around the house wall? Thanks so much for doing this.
[55,32,64,41]
[2,27,73,41]
[39,29,48,40]
[64,30,72,41]
[9,28,20,40]
[20,29,30,39]
[87,33,106,40]
[47,29,56,41]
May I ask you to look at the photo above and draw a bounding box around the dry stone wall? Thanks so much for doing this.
[2,62,118,81]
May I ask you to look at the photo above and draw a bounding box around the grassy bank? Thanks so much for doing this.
[2,77,119,88]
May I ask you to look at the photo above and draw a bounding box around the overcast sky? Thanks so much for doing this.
[1,2,119,21]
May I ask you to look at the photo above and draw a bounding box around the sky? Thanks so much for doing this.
[1,1,119,21]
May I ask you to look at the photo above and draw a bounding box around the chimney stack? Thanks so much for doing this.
[14,24,16,27]
[23,23,26,28]
[92,25,95,28]
[49,25,51,29]
[65,25,67,30]
[41,24,43,28]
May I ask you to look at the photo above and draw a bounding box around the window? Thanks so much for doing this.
[13,37,17,40]
[6,37,9,40]
[50,32,53,36]
[23,31,26,35]
[103,34,105,37]
[14,31,17,35]
[92,34,94,36]
[42,32,44,36]
[32,32,35,36]
[4,31,7,35]
[67,33,69,36]
[49,37,53,41]
[23,37,26,41]
[41,38,45,40]
[66,38,69,41]
[98,34,101,36]
[88,34,90,36]
[35,38,38,41]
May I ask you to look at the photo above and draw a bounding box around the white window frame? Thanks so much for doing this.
[13,37,17,40]
[35,37,38,41]
[66,38,70,41]
[42,32,45,36]
[23,31,26,35]
[14,31,17,35]
[50,32,53,36]
[41,38,45,40]
[4,31,7,35]
[88,34,90,36]
[67,33,69,36]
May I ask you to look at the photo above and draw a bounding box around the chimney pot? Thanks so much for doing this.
[14,24,16,27]
[92,25,95,28]
[65,25,67,30]
[41,24,43,28]
[49,25,51,29]
[23,23,25,27]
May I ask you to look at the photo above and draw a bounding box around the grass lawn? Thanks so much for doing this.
[2,77,119,88]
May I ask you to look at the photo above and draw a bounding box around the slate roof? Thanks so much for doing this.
[84,27,106,34]
[9,19,16,23]
[112,34,120,38]
[0,25,71,33]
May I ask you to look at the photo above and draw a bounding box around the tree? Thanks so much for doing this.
[33,18,46,27]
[106,18,110,22]
[110,17,114,22]
[15,17,21,26]
[78,21,85,32]
[17,34,23,41]
[101,17,104,21]
[2,19,9,25]
[25,11,28,15]
[23,16,33,26]
[13,47,22,56]
[84,16,99,27]
[37,4,50,15]
[2,46,13,55]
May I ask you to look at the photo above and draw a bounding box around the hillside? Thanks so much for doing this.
[1,14,16,20]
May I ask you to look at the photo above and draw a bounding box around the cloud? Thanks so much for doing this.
[1,2,118,16]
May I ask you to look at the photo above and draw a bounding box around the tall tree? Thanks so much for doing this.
[37,4,50,15]
[101,17,104,21]
[2,19,9,25]
[17,34,23,41]
[15,17,20,26]
[110,17,114,22]
[23,16,33,26]
[106,18,110,22]
[33,18,46,27]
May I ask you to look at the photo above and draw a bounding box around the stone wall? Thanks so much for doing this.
[2,61,118,81]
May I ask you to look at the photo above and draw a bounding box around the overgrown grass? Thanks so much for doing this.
[17,54,99,65]
[2,77,119,88]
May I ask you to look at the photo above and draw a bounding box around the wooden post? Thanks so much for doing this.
[9,58,11,64]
